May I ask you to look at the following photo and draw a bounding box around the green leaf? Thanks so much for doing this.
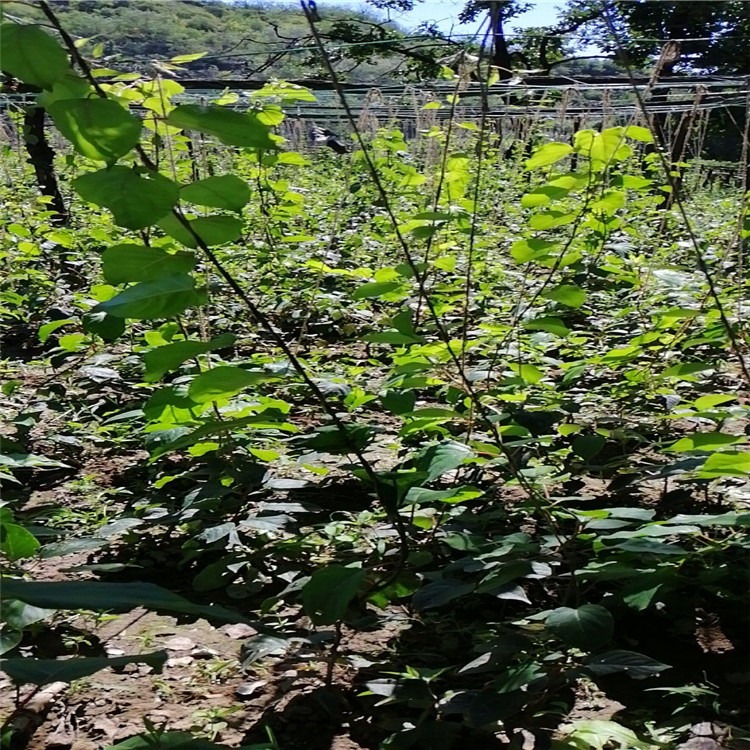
[352,281,402,300]
[169,52,207,64]
[664,432,743,452]
[572,435,606,460]
[523,316,570,337]
[667,512,750,526]
[1,652,167,685]
[575,128,633,166]
[0,23,70,89]
[592,189,626,216]
[508,363,544,384]
[257,104,285,126]
[148,416,296,459]
[48,98,142,163]
[74,167,178,229]
[58,333,86,352]
[546,604,613,650]
[602,346,640,363]
[2,580,251,624]
[297,424,373,454]
[37,73,94,108]
[621,574,667,611]
[475,561,533,594]
[529,210,576,230]
[413,441,476,482]
[0,629,23,656]
[181,175,251,212]
[406,486,482,505]
[660,362,715,378]
[0,454,70,470]
[94,274,206,320]
[381,389,416,415]
[167,104,276,149]
[698,451,750,478]
[520,185,569,208]
[301,565,365,625]
[250,80,317,102]
[584,650,670,678]
[276,151,309,166]
[364,331,421,345]
[0,522,40,561]
[102,244,196,284]
[560,720,654,750]
[602,524,700,540]
[193,556,240,592]
[545,284,586,308]
[188,366,270,403]
[623,125,654,143]
[511,238,556,264]
[1,599,50,631]
[38,319,75,342]
[618,174,652,190]
[158,213,243,248]
[524,142,573,170]
[143,386,202,423]
[143,334,235,382]
[413,579,473,610]
[693,394,736,410]
[82,310,126,341]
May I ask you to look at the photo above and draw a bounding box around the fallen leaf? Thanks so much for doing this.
[236,680,267,698]
[163,636,195,651]
[222,623,257,639]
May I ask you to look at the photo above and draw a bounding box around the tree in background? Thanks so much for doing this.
[559,0,750,75]
[357,0,750,77]
[457,1,529,77]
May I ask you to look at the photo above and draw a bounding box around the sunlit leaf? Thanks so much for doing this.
[143,334,236,382]
[188,366,271,403]
[74,167,179,229]
[665,432,744,452]
[38,319,75,343]
[167,104,276,149]
[623,125,654,142]
[181,175,251,211]
[524,142,573,170]
[352,281,403,300]
[0,23,70,89]
[102,244,196,284]
[168,52,207,64]
[0,522,40,561]
[48,98,142,162]
[698,451,750,478]
[94,273,205,319]
[157,213,243,248]
[545,283,586,308]
[523,316,570,337]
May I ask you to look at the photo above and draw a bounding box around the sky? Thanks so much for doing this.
[275,1,565,37]
[378,0,564,35]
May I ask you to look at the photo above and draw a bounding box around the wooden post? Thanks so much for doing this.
[22,104,68,226]
[659,86,705,210]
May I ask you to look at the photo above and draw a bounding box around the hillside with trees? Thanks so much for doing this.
[16,0,415,81]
